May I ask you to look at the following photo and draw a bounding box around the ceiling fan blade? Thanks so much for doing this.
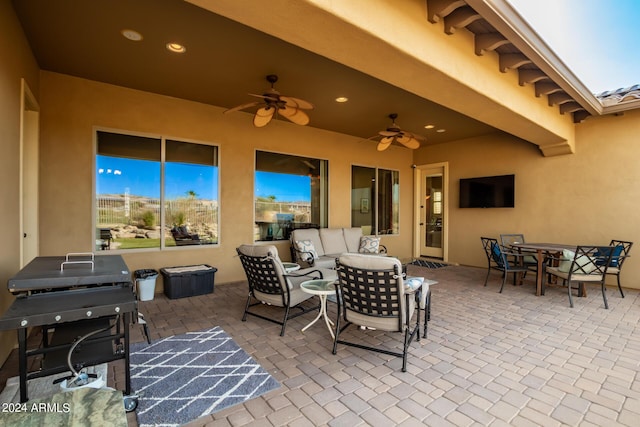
[224,101,262,114]
[397,135,421,149]
[253,107,275,127]
[248,93,280,102]
[280,96,314,110]
[377,136,393,151]
[405,131,426,141]
[379,130,397,137]
[279,106,310,125]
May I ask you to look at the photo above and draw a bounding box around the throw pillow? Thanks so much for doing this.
[359,236,380,254]
[559,249,596,273]
[295,240,318,262]
[595,245,624,267]
[490,242,507,267]
[405,276,424,291]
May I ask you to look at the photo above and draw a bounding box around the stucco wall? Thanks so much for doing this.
[414,111,640,290]
[38,71,415,289]
[0,1,40,365]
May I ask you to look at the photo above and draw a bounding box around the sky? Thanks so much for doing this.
[97,156,310,202]
[97,156,218,200]
[508,0,640,94]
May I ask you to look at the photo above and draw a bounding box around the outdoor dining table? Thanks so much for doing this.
[511,242,576,296]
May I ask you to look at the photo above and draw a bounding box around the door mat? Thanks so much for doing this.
[411,259,449,269]
[130,326,280,426]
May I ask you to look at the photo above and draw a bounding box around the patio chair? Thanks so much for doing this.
[333,254,421,372]
[499,233,538,268]
[545,245,614,309]
[603,240,633,298]
[236,244,334,336]
[171,226,201,246]
[481,237,535,293]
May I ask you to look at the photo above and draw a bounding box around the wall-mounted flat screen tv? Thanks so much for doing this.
[459,174,515,208]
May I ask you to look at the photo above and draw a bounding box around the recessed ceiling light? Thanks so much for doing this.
[335,96,349,103]
[436,129,446,133]
[166,42,186,53]
[121,29,143,41]
[424,124,435,129]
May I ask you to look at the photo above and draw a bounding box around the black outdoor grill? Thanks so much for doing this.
[0,253,138,408]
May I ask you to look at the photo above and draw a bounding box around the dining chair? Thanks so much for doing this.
[499,234,538,268]
[333,254,421,372]
[236,244,334,336]
[604,240,633,298]
[481,237,535,293]
[545,245,614,309]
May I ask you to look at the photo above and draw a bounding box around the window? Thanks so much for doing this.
[96,130,218,250]
[255,151,328,241]
[351,166,399,235]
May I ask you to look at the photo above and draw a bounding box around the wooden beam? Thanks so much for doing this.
[444,6,481,34]
[559,102,583,114]
[474,33,509,55]
[426,0,466,23]
[499,53,531,72]
[572,110,591,123]
[535,81,562,97]
[548,92,574,106]
[518,69,548,86]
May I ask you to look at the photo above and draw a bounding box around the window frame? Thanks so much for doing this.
[93,127,220,252]
[253,149,329,242]
[351,164,400,236]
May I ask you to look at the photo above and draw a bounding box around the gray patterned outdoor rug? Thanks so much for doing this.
[411,259,448,269]
[130,326,280,426]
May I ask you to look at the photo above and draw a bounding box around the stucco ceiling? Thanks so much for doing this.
[12,0,500,149]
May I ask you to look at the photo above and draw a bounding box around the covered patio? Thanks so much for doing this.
[2,0,640,424]
[3,264,638,426]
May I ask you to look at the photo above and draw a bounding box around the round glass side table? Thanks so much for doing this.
[299,279,337,338]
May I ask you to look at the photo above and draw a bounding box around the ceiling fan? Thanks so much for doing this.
[224,74,314,127]
[371,113,425,151]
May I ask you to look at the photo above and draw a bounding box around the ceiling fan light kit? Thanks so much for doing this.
[224,74,314,128]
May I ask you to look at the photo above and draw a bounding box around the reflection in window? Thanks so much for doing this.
[351,166,399,235]
[96,131,218,250]
[255,151,328,241]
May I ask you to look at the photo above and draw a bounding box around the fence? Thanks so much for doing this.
[97,196,310,227]
[96,195,217,227]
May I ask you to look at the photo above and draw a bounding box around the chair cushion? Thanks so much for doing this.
[291,228,324,256]
[359,236,381,253]
[546,267,604,282]
[294,240,318,262]
[237,244,280,260]
[558,249,596,273]
[343,227,363,253]
[313,256,339,269]
[339,253,402,271]
[595,245,624,267]
[237,244,289,289]
[320,228,349,255]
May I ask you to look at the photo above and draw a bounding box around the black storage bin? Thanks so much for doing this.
[160,265,217,299]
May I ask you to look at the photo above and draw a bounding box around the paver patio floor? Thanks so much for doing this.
[2,263,639,426]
